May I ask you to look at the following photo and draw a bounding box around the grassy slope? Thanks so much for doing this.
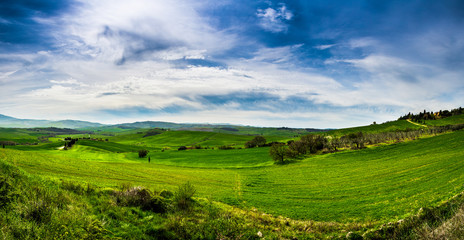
[424,114,464,126]
[110,130,285,149]
[2,130,464,223]
[242,131,464,221]
[0,128,41,143]
[0,159,375,240]
[327,120,423,136]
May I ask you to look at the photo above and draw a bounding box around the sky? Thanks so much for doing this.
[1,0,464,128]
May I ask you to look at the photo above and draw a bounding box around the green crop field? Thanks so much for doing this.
[424,114,464,126]
[109,130,286,149]
[2,128,464,225]
[326,120,424,136]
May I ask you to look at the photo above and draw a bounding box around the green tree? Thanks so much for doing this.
[245,136,267,148]
[270,143,287,163]
[253,136,267,147]
[138,149,148,158]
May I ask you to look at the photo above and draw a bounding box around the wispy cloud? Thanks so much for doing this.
[256,3,293,33]
[1,0,464,128]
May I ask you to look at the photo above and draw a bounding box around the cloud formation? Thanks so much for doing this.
[257,3,293,33]
[1,0,464,128]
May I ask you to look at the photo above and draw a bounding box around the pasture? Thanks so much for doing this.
[2,127,464,224]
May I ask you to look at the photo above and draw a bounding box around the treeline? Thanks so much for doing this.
[271,124,464,163]
[63,137,78,149]
[398,107,463,122]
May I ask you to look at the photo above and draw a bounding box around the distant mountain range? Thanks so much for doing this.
[0,114,328,133]
[0,114,238,129]
[0,114,104,129]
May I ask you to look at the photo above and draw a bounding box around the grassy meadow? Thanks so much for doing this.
[1,118,464,239]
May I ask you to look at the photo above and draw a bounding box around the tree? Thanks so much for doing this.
[329,138,341,152]
[346,132,364,149]
[245,136,267,148]
[138,149,148,158]
[253,136,266,147]
[269,143,287,163]
[300,134,326,153]
[244,140,256,148]
[288,140,307,156]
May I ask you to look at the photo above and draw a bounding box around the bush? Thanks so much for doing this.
[244,140,256,148]
[218,145,234,150]
[138,149,149,158]
[245,136,267,148]
[178,146,187,151]
[114,186,169,213]
[160,189,174,199]
[174,182,196,210]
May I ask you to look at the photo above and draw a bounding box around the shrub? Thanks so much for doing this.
[174,182,196,210]
[245,136,267,148]
[22,198,53,223]
[114,186,169,213]
[138,149,149,158]
[178,146,187,151]
[149,195,169,213]
[160,189,174,199]
[84,219,110,239]
[218,145,234,150]
[244,140,256,148]
[115,186,151,206]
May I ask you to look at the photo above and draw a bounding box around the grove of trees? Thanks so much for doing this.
[269,123,464,163]
[399,107,463,122]
[245,136,267,148]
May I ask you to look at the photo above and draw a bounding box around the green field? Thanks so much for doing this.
[108,130,287,149]
[327,119,424,136]
[424,114,464,126]
[2,128,464,224]
[2,117,464,239]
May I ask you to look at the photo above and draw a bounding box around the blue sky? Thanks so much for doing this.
[1,0,464,128]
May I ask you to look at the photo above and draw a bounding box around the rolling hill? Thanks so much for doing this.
[0,114,104,129]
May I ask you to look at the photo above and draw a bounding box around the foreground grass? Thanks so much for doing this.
[1,157,464,239]
[2,130,464,224]
[0,160,374,239]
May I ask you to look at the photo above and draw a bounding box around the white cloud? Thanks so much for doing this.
[249,44,303,64]
[349,37,379,49]
[257,4,293,33]
[57,0,237,64]
[6,1,464,128]
[314,44,335,50]
[334,54,464,112]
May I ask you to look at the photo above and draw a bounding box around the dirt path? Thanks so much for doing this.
[407,119,428,128]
